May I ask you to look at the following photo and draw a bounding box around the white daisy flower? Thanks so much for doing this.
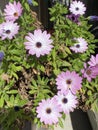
[70,37,88,53]
[55,91,78,114]
[69,1,86,15]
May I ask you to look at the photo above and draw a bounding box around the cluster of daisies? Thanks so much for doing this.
[36,1,98,125]
[36,54,98,125]
[0,0,98,126]
[37,71,81,125]
[68,1,87,53]
[0,1,22,40]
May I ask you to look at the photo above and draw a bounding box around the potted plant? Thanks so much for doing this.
[0,0,98,130]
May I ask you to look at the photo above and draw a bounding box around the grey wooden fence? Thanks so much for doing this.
[0,0,8,10]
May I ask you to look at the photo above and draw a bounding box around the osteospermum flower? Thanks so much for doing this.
[70,37,88,53]
[24,29,53,57]
[67,14,80,24]
[4,1,23,21]
[56,71,82,94]
[0,21,19,40]
[27,0,33,5]
[88,54,98,66]
[89,16,98,21]
[81,63,98,82]
[0,51,4,62]
[54,91,78,114]
[69,1,86,15]
[36,98,61,125]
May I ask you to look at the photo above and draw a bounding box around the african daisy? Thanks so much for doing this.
[69,1,86,15]
[70,37,88,53]
[24,29,53,57]
[54,91,78,114]
[67,14,80,24]
[27,0,33,5]
[0,21,19,40]
[81,63,98,82]
[56,71,82,94]
[4,1,23,21]
[88,54,98,66]
[0,51,4,62]
[36,98,61,125]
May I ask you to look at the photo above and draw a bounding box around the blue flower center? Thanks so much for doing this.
[76,7,79,11]
[66,79,72,84]
[76,44,80,48]
[46,108,52,114]
[6,30,11,34]
[36,42,42,48]
[62,98,68,104]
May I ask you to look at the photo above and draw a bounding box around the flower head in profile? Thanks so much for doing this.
[70,37,88,53]
[54,91,78,114]
[0,51,4,62]
[88,54,98,66]
[56,71,82,94]
[69,1,86,15]
[0,21,19,40]
[81,63,98,82]
[4,1,23,21]
[24,29,53,57]
[36,98,61,125]
[27,0,33,5]
[89,16,98,21]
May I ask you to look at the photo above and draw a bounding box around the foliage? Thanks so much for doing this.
[0,0,98,130]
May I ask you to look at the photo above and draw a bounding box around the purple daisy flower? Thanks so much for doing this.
[67,14,80,24]
[4,1,23,21]
[27,0,33,5]
[56,71,82,94]
[54,91,78,114]
[88,54,98,66]
[0,51,4,62]
[70,37,88,53]
[81,63,98,82]
[69,1,86,15]
[36,98,61,125]
[0,21,19,40]
[24,29,53,57]
[89,16,98,21]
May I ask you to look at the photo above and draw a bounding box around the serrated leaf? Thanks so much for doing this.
[65,46,72,54]
[24,3,30,11]
[58,118,64,128]
[6,90,18,94]
[0,95,4,108]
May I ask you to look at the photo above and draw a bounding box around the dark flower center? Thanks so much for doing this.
[76,44,80,48]
[76,7,79,11]
[72,16,75,20]
[46,108,52,114]
[14,12,18,17]
[62,98,68,104]
[14,106,20,111]
[86,69,92,75]
[6,30,11,34]
[66,79,72,85]
[36,42,42,48]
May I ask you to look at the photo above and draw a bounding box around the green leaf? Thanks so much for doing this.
[24,3,30,11]
[32,0,38,6]
[65,46,72,54]
[58,118,64,128]
[0,95,4,108]
[40,66,45,72]
[6,90,18,94]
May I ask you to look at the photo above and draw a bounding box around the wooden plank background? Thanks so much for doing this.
[0,0,8,10]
